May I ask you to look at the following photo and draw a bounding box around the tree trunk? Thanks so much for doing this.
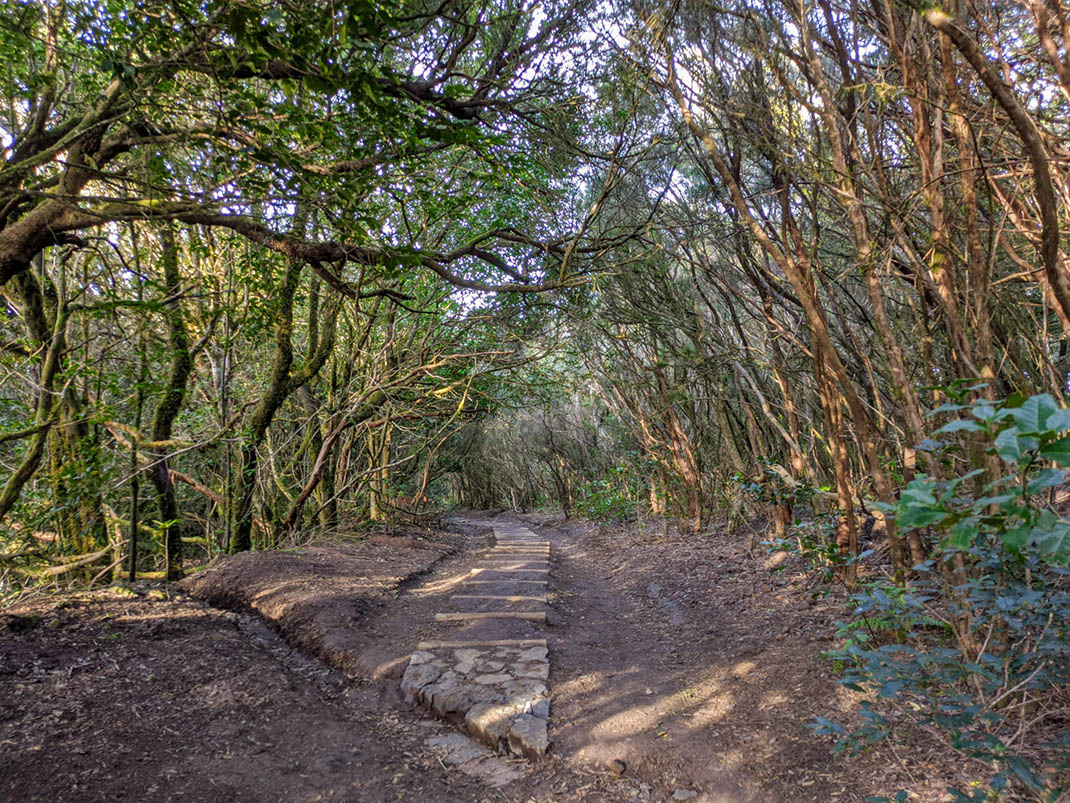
[148,226,192,580]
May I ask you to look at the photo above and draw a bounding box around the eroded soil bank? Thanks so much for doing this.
[1,515,969,802]
[0,525,488,802]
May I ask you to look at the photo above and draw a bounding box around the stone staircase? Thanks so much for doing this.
[400,524,551,759]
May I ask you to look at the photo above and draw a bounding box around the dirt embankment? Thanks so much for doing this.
[179,527,460,676]
[0,525,492,803]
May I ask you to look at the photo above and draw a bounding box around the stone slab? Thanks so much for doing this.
[426,732,491,766]
[401,662,441,703]
[507,713,550,760]
[417,639,547,649]
[466,702,524,748]
[435,611,548,623]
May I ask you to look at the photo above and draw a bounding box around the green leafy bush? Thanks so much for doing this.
[813,393,1070,801]
[734,456,819,509]
[574,465,637,522]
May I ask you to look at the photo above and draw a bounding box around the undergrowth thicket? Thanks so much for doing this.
[799,393,1070,801]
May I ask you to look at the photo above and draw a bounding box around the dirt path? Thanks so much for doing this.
[1,515,969,802]
[527,513,969,802]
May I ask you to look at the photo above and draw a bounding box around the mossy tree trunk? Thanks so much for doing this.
[148,226,192,580]
[230,256,338,552]
[5,264,105,552]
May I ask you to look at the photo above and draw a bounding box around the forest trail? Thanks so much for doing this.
[0,514,967,802]
[4,3,1066,797]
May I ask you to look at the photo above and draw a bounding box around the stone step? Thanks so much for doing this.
[494,544,547,549]
[450,597,548,614]
[416,639,547,649]
[461,581,548,596]
[472,566,548,574]
[469,571,549,582]
[477,561,550,570]
[483,553,550,559]
[403,521,553,761]
[460,584,548,598]
[436,616,552,629]
[483,555,549,562]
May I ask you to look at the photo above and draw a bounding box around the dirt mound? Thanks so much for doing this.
[179,528,458,675]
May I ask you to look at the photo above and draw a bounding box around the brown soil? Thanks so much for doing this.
[532,512,973,801]
[178,529,460,678]
[0,515,974,802]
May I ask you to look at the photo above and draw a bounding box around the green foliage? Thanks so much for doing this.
[900,393,1070,564]
[574,464,639,522]
[734,457,818,508]
[814,394,1070,800]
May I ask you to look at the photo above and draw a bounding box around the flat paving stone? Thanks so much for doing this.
[435,611,548,623]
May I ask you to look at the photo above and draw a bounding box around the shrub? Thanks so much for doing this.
[813,393,1070,801]
[574,465,638,521]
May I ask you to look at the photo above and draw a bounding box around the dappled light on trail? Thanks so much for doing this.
[535,513,975,801]
[416,571,473,596]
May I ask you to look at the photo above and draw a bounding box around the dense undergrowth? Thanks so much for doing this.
[787,393,1069,802]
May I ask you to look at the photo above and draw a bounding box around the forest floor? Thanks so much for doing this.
[0,513,975,802]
